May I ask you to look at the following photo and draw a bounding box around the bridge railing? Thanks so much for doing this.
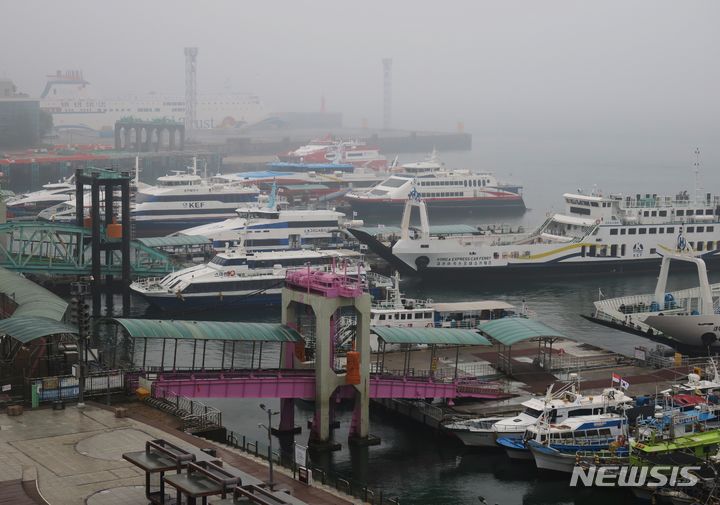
[223,428,401,505]
[27,370,125,403]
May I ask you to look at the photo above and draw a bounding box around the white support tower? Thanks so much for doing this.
[184,47,198,132]
[382,58,392,130]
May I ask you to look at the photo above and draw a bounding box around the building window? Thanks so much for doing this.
[658,228,664,234]
[677,210,685,216]
[687,226,694,233]
[697,226,705,232]
[667,227,675,233]
[697,242,704,252]
[708,226,714,232]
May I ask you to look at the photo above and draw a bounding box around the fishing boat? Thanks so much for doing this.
[447,376,632,449]
[635,395,720,440]
[588,251,720,350]
[350,188,720,278]
[131,158,260,236]
[524,413,629,472]
[130,247,377,310]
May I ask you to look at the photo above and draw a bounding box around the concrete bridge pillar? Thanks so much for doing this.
[281,286,372,450]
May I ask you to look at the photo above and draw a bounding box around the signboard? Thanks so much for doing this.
[634,347,646,361]
[294,443,307,467]
[1,384,10,392]
[297,466,312,485]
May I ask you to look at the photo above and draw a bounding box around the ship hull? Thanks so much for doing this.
[347,197,526,217]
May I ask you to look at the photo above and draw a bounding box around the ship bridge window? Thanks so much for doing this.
[210,256,247,266]
[628,228,636,235]
[708,226,715,232]
[651,211,657,217]
[697,242,704,252]
[659,210,667,217]
[677,210,685,216]
[523,407,542,418]
[620,229,626,235]
[591,202,599,207]
[380,177,410,188]
[643,211,649,217]
[610,229,618,235]
[639,228,647,234]
[658,228,665,233]
[687,210,695,216]
[697,226,705,232]
[687,226,694,233]
[649,227,657,234]
[378,314,386,321]
[667,227,675,233]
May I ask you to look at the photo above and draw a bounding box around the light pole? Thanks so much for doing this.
[259,403,279,490]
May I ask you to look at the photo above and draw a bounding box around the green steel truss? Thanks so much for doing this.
[0,221,174,277]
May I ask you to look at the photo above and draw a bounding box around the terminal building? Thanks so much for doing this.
[0,79,40,148]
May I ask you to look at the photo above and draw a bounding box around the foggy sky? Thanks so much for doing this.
[3,0,720,149]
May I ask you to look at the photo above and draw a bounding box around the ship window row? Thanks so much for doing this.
[609,225,714,236]
[674,209,715,216]
[419,179,487,187]
[182,279,278,293]
[570,206,592,215]
[140,193,257,202]
[567,198,604,207]
[419,192,463,198]
[377,312,433,321]
[582,241,715,257]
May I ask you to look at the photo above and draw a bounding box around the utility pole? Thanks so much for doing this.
[259,403,279,490]
[70,281,90,408]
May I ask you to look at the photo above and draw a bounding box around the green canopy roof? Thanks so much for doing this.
[0,267,67,320]
[478,318,566,346]
[0,316,77,344]
[137,235,211,248]
[111,318,302,342]
[371,326,491,346]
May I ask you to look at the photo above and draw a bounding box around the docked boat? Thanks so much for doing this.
[6,175,75,218]
[588,251,720,350]
[131,159,260,236]
[130,247,373,310]
[278,137,388,171]
[175,185,346,252]
[441,417,506,448]
[350,188,720,278]
[344,153,524,217]
[525,413,629,472]
[446,377,632,449]
[634,395,720,440]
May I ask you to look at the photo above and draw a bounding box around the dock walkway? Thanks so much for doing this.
[0,404,355,505]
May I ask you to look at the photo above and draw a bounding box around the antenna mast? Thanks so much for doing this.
[693,147,701,202]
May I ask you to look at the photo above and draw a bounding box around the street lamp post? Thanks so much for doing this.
[259,403,279,490]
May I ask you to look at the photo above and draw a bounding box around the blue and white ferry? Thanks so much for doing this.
[131,159,260,236]
[130,247,372,310]
[175,184,347,252]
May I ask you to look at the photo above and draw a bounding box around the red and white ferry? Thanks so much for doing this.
[279,136,388,170]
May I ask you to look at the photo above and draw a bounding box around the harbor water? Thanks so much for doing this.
[124,145,720,504]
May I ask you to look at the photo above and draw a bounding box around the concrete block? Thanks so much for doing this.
[114,407,127,418]
[7,405,23,416]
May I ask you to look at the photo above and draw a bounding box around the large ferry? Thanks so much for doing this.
[130,248,371,310]
[344,152,524,216]
[278,137,388,171]
[351,189,720,278]
[131,159,260,236]
[39,70,265,133]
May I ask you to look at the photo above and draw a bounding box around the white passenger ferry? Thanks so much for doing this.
[131,159,260,236]
[6,175,75,218]
[40,70,265,132]
[351,189,720,278]
[345,151,524,216]
[175,185,346,252]
[130,248,368,310]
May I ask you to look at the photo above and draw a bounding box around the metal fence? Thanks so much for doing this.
[224,429,401,505]
[27,370,125,403]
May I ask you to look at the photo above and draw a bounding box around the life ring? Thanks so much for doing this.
[595,219,601,225]
[228,270,236,277]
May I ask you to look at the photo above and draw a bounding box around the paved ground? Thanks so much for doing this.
[0,404,355,505]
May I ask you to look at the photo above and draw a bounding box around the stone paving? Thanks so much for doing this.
[0,405,351,505]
